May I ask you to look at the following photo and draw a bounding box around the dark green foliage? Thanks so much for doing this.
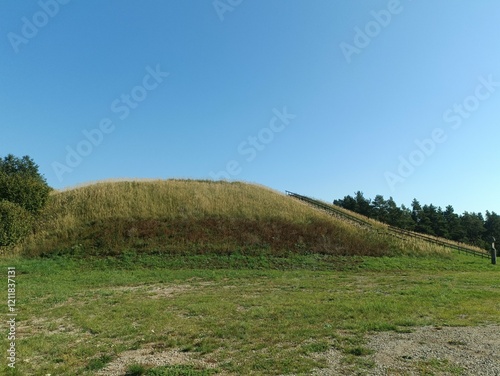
[302,341,330,354]
[398,204,415,230]
[125,363,148,376]
[85,354,113,371]
[0,154,51,248]
[354,191,372,217]
[485,211,500,243]
[412,200,435,235]
[0,154,41,177]
[334,191,371,217]
[334,194,357,212]
[371,195,389,223]
[345,346,374,356]
[84,354,113,371]
[335,192,499,250]
[0,173,51,214]
[0,154,51,214]
[0,201,33,246]
[443,205,465,242]
[460,212,486,247]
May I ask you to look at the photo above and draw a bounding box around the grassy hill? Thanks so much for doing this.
[18,179,448,258]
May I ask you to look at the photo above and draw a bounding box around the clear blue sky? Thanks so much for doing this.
[2,1,500,215]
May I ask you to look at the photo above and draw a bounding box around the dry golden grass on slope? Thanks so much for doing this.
[17,179,451,258]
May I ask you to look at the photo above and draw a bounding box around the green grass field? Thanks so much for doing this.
[1,253,498,375]
[1,180,498,375]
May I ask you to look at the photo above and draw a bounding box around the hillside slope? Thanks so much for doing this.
[19,180,447,258]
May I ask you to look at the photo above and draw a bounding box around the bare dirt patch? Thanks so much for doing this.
[315,325,500,375]
[18,316,83,337]
[96,344,218,376]
[103,283,195,297]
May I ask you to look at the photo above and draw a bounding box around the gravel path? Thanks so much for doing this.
[316,325,500,375]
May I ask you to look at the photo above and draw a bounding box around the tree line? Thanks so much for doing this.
[334,192,499,250]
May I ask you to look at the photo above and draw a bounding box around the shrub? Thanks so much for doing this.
[0,200,33,246]
[0,154,50,248]
[0,154,51,214]
[0,173,51,214]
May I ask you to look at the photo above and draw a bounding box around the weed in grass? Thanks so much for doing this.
[125,363,148,375]
[447,340,467,346]
[84,354,113,371]
[301,341,331,354]
[346,356,376,371]
[415,358,464,375]
[181,340,219,355]
[2,368,23,376]
[345,346,374,356]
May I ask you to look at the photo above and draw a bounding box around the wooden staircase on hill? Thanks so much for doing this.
[285,191,490,259]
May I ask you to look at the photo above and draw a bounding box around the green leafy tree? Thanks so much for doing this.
[411,199,421,223]
[371,195,389,223]
[334,192,372,217]
[0,154,51,247]
[333,194,357,212]
[443,205,465,242]
[484,211,500,244]
[333,192,498,249]
[0,155,41,177]
[385,197,399,224]
[354,191,372,217]
[460,212,486,247]
[398,204,415,230]
[427,205,449,238]
[0,154,51,214]
[411,199,433,235]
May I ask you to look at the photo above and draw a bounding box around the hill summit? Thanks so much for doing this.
[20,179,420,258]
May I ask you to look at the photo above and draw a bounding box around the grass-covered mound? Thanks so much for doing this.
[17,180,442,258]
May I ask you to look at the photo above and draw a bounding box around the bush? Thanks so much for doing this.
[0,173,51,214]
[0,201,33,246]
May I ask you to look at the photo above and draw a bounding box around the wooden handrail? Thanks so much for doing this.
[286,191,490,259]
